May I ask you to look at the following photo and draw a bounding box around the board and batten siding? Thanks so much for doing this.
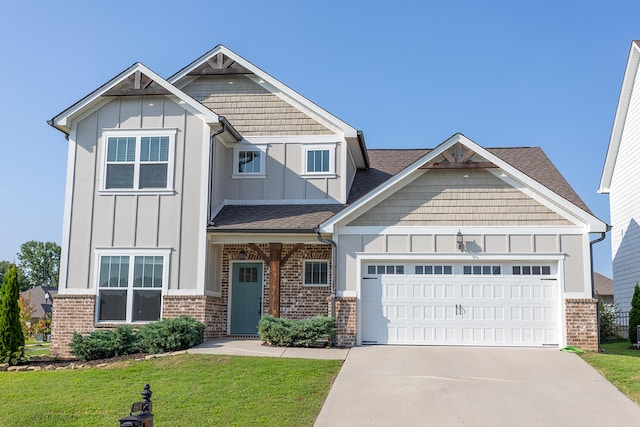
[609,64,640,312]
[335,232,586,294]
[348,170,572,227]
[211,140,344,204]
[182,75,332,135]
[65,96,206,292]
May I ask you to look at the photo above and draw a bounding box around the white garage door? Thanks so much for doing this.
[361,263,559,347]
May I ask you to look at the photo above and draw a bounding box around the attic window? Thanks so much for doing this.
[303,144,336,176]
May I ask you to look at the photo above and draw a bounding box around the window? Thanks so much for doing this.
[233,145,266,177]
[97,251,168,322]
[463,265,502,275]
[103,130,175,191]
[367,265,405,275]
[304,261,329,286]
[512,265,552,276]
[415,265,453,275]
[303,144,335,175]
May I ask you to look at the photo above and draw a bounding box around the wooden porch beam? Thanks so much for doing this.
[268,243,282,317]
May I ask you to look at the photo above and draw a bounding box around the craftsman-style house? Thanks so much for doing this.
[49,45,607,357]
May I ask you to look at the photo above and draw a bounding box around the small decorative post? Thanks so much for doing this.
[119,384,154,427]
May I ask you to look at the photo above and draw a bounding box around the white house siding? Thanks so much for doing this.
[610,67,640,311]
[182,76,333,135]
[348,170,573,227]
[64,96,205,292]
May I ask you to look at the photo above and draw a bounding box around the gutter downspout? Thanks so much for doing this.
[590,227,611,352]
[315,229,337,321]
[207,122,228,223]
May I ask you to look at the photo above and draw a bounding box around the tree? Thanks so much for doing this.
[18,293,35,338]
[0,261,28,291]
[17,241,61,289]
[629,284,640,344]
[0,265,25,364]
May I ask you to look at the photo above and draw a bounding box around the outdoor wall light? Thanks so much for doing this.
[456,231,465,252]
[239,249,247,260]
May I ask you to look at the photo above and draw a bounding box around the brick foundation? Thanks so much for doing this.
[333,296,357,347]
[50,294,97,358]
[565,298,598,351]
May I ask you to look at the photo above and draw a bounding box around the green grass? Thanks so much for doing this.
[581,342,640,405]
[0,353,342,426]
[24,339,50,357]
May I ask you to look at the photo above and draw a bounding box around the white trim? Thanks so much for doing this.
[93,248,171,323]
[56,288,96,296]
[222,198,341,205]
[337,225,586,235]
[354,252,566,262]
[197,123,211,295]
[165,288,203,296]
[232,144,267,178]
[564,292,593,299]
[204,290,222,298]
[101,129,177,192]
[59,127,78,291]
[319,133,607,233]
[599,41,640,193]
[337,291,356,297]
[51,63,219,134]
[302,143,336,176]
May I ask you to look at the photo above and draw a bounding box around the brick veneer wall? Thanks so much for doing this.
[162,295,226,340]
[222,243,332,322]
[333,296,357,347]
[50,294,97,358]
[565,298,598,351]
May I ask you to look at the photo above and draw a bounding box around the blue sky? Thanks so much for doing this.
[1,0,638,277]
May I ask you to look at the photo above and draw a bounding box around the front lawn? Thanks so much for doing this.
[581,342,640,405]
[24,339,50,357]
[0,353,342,426]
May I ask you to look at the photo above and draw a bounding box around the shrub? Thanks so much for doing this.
[599,301,618,343]
[69,325,138,361]
[137,316,205,354]
[0,265,25,365]
[630,284,640,344]
[258,315,335,347]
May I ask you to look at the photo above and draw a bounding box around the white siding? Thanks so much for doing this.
[610,65,640,312]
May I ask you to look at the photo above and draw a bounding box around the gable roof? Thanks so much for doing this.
[210,134,603,232]
[48,62,240,142]
[320,133,606,233]
[169,45,369,168]
[594,272,613,297]
[599,40,640,193]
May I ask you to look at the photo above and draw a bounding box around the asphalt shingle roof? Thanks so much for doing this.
[210,146,593,231]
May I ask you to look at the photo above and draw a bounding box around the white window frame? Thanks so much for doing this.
[101,129,177,194]
[94,249,170,323]
[302,143,336,177]
[232,144,267,179]
[303,260,330,286]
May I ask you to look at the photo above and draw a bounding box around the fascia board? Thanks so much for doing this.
[50,63,219,134]
[599,41,640,193]
[168,45,358,138]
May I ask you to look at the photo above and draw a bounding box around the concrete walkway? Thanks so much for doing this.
[188,339,349,360]
[315,346,640,426]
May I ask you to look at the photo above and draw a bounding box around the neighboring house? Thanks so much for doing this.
[49,45,607,357]
[20,285,57,323]
[600,40,640,313]
[594,273,614,305]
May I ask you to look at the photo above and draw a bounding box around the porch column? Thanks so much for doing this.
[269,243,282,317]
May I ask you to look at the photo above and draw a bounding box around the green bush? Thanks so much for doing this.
[630,284,640,344]
[258,315,335,347]
[0,265,25,365]
[137,316,205,354]
[599,301,618,343]
[69,326,138,361]
[69,317,205,361]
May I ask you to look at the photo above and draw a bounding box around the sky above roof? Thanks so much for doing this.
[2,0,638,278]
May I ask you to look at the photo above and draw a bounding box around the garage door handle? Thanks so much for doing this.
[455,304,459,315]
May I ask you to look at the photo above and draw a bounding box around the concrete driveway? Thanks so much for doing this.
[315,346,640,426]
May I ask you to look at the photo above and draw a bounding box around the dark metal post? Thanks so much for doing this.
[119,384,154,427]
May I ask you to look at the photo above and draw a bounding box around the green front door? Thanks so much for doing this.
[230,263,263,335]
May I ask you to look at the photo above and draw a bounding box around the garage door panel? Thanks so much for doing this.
[361,263,559,347]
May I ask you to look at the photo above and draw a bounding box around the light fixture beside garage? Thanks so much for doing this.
[456,231,465,252]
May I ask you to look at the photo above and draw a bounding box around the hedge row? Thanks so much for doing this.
[69,316,205,361]
[258,315,335,347]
